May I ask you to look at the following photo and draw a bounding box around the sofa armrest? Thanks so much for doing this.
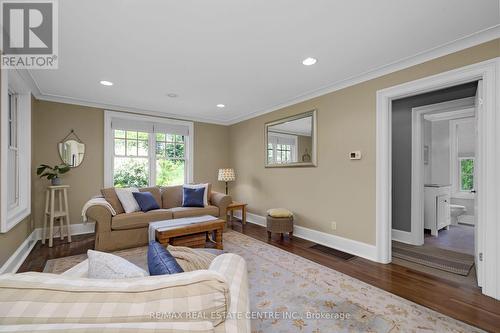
[210,192,232,219]
[0,270,229,327]
[209,254,250,333]
[85,205,113,233]
[0,322,216,332]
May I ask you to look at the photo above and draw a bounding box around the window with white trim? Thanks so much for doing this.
[1,70,31,233]
[105,112,193,188]
[450,117,475,199]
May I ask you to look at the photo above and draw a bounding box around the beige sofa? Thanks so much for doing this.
[0,253,250,333]
[86,185,232,251]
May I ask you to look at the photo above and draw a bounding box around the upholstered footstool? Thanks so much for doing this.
[266,208,294,239]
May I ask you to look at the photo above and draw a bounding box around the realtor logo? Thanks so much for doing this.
[1,0,58,69]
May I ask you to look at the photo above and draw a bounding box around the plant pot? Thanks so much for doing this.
[51,177,62,186]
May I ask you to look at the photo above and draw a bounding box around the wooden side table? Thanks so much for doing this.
[43,185,71,247]
[226,202,247,226]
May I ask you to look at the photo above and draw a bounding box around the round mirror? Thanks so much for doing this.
[58,139,85,167]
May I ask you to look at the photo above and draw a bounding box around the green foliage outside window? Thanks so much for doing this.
[156,159,185,186]
[114,159,148,188]
[460,158,474,191]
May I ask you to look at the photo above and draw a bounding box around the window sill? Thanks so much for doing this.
[452,192,475,200]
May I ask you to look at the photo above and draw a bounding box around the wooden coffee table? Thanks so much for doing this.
[155,218,225,250]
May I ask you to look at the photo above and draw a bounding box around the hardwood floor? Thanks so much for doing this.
[18,222,500,332]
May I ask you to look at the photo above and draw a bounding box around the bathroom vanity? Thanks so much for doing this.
[424,184,451,237]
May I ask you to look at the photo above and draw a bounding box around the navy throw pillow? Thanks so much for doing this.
[147,241,184,275]
[132,191,160,212]
[182,187,205,207]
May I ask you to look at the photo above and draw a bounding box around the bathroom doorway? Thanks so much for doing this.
[390,81,479,287]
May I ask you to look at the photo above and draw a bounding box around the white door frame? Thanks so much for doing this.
[376,58,500,300]
[403,97,476,246]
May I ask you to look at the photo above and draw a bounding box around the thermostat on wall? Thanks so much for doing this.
[350,151,362,160]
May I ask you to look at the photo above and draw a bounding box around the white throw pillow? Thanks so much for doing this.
[183,183,209,206]
[87,250,148,279]
[115,187,140,213]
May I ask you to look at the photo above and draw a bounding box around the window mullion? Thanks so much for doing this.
[149,133,156,186]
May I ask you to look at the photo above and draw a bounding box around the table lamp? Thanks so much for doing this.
[218,168,235,195]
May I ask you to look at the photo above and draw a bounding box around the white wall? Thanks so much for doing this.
[423,119,432,184]
[430,120,450,184]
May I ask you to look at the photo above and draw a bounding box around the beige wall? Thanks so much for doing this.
[229,39,500,245]
[32,100,104,229]
[31,100,228,228]
[193,122,229,193]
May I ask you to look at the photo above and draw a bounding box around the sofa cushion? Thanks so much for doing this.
[161,185,183,208]
[87,250,148,279]
[184,183,209,206]
[182,186,206,207]
[170,205,219,219]
[139,186,162,207]
[101,188,125,214]
[112,209,173,230]
[133,191,160,212]
[148,241,184,275]
[115,187,140,213]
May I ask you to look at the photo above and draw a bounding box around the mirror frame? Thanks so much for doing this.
[265,109,317,168]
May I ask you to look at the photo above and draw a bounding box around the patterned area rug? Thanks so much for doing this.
[392,241,474,276]
[43,231,482,333]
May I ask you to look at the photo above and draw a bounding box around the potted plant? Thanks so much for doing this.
[37,163,71,186]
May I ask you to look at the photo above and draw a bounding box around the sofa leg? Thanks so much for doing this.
[267,231,271,239]
[289,231,293,239]
[280,233,284,240]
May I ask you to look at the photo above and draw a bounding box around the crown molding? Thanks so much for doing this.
[22,24,500,126]
[34,93,230,125]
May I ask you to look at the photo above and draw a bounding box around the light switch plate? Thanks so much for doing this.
[350,151,362,160]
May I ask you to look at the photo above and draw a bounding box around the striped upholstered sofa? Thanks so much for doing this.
[0,253,250,333]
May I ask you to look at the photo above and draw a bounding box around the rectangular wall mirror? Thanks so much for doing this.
[265,110,317,167]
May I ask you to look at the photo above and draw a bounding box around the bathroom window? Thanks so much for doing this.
[459,157,474,192]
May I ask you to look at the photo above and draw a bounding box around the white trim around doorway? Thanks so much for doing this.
[376,58,500,300]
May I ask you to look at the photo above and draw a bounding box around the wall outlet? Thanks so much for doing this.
[331,221,337,231]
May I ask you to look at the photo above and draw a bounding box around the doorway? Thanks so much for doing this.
[375,58,500,300]
[391,84,479,286]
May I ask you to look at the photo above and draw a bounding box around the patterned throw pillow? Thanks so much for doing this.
[148,241,184,275]
[87,250,148,279]
[133,191,160,212]
[115,187,140,213]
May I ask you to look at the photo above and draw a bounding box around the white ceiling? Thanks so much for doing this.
[29,0,500,124]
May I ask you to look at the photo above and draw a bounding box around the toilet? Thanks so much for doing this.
[450,204,466,225]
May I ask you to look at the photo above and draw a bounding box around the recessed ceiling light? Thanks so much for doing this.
[216,104,225,108]
[302,57,317,66]
[167,93,178,98]
[99,80,113,86]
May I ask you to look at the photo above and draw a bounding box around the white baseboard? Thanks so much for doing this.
[0,222,95,274]
[0,229,38,274]
[391,229,417,245]
[234,211,379,262]
[37,222,95,239]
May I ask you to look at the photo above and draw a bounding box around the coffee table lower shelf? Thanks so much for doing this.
[155,219,225,250]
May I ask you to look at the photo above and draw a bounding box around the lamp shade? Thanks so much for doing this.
[218,168,235,182]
